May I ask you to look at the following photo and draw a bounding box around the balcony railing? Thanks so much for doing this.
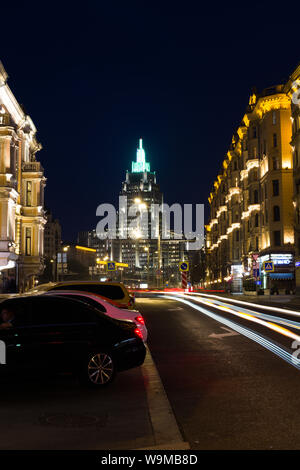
[22,161,43,173]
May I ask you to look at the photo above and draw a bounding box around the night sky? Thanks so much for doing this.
[1,2,298,240]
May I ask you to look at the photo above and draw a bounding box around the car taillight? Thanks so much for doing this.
[135,315,145,325]
[134,327,143,339]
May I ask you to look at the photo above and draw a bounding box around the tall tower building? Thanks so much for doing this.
[119,139,163,278]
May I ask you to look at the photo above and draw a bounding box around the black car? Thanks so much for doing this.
[0,295,146,387]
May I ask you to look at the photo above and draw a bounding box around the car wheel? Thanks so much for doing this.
[79,352,115,387]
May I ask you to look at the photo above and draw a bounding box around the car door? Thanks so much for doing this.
[0,299,35,370]
[28,296,99,369]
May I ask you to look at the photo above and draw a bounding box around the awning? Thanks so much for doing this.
[269,273,294,280]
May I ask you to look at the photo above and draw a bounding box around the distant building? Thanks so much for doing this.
[117,139,189,286]
[79,139,192,287]
[40,211,62,282]
[44,211,61,260]
[0,61,46,291]
[57,244,97,281]
[119,138,163,276]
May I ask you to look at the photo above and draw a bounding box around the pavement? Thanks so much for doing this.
[0,343,188,450]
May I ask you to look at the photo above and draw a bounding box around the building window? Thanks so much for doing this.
[272,179,279,196]
[25,228,32,256]
[253,189,258,203]
[236,230,239,242]
[263,140,267,154]
[26,181,32,206]
[255,237,259,251]
[266,208,268,223]
[273,230,281,246]
[272,111,276,125]
[233,160,238,171]
[273,158,279,170]
[253,127,257,138]
[265,183,267,199]
[273,133,277,148]
[273,205,280,221]
[255,213,259,227]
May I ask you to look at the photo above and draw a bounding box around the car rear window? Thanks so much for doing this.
[51,284,125,300]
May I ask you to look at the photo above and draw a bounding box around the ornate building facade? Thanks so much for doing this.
[0,62,46,291]
[285,65,300,292]
[206,70,298,293]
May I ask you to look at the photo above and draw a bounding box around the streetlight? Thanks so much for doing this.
[144,247,150,286]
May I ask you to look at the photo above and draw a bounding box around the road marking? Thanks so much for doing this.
[167,307,184,311]
[162,295,300,371]
[138,345,190,450]
[209,326,240,339]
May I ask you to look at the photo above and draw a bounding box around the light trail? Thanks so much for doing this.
[162,295,300,370]
[179,293,300,332]
[183,292,300,317]
[168,293,300,342]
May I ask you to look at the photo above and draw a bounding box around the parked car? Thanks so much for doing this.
[42,290,148,341]
[27,281,135,309]
[0,295,146,387]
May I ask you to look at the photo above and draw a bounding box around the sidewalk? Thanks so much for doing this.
[0,346,188,450]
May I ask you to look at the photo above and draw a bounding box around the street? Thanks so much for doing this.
[2,294,300,450]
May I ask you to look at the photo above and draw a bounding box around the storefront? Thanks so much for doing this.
[259,253,294,292]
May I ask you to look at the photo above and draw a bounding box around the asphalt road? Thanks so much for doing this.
[2,293,300,450]
[136,294,300,450]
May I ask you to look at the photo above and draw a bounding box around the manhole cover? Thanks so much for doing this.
[39,413,107,428]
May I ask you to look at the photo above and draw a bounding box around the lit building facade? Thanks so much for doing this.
[206,80,295,293]
[119,139,163,278]
[0,62,46,291]
[117,139,188,286]
[285,65,300,292]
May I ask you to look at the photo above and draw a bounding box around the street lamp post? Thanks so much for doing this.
[144,247,150,286]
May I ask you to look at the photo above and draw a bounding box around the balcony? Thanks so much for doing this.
[22,161,43,173]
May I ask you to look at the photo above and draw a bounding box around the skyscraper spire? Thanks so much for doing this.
[132,138,150,173]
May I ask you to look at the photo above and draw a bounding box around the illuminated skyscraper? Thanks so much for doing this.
[119,139,163,276]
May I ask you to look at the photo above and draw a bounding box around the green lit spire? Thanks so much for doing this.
[132,138,150,173]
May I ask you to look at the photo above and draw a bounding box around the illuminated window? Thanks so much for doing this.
[26,181,32,206]
[25,228,32,256]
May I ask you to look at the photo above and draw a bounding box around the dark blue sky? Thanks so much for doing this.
[1,2,298,240]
